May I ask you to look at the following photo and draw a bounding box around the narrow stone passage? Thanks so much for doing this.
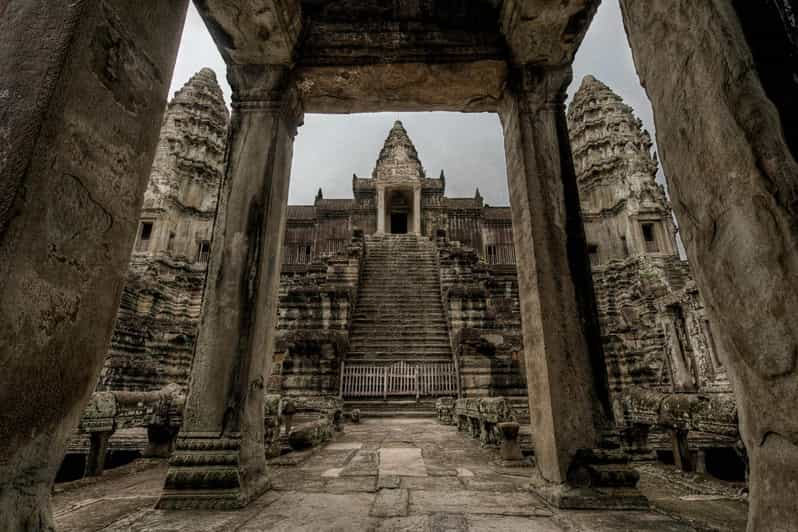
[53,418,747,531]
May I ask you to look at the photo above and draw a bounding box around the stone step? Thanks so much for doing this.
[349,342,452,349]
[349,329,449,336]
[351,318,447,324]
[349,330,449,337]
[347,351,453,358]
[344,400,437,418]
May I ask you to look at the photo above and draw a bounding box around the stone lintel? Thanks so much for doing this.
[293,60,507,113]
[228,64,304,134]
[297,20,507,67]
[194,0,302,65]
[499,0,600,66]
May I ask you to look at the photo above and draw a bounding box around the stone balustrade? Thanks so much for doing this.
[453,397,518,448]
[72,384,185,476]
[275,395,344,453]
[617,386,740,471]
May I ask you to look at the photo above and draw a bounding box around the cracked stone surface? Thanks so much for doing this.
[52,419,747,531]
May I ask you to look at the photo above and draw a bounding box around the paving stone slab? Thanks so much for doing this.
[380,447,427,477]
[341,449,379,476]
[379,474,402,489]
[371,488,410,517]
[467,515,564,532]
[323,476,379,494]
[552,511,697,532]
[238,492,378,532]
[409,489,552,517]
[430,512,468,532]
[375,515,431,531]
[326,442,364,451]
[400,476,463,491]
[321,468,343,478]
[460,478,521,492]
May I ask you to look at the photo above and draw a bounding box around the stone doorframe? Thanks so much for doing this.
[376,184,422,236]
[3,0,798,529]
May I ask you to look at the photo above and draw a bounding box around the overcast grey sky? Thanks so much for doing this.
[169,1,660,207]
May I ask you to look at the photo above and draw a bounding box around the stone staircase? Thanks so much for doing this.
[344,234,455,417]
[348,234,453,361]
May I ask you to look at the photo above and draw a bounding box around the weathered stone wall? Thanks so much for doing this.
[437,241,525,401]
[272,235,365,397]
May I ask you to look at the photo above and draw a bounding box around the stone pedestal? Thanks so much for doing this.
[532,449,649,510]
[0,2,187,529]
[157,65,303,510]
[497,422,523,462]
[500,64,646,509]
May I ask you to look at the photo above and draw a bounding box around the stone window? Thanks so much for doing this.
[642,223,658,252]
[587,243,599,266]
[197,240,211,264]
[136,221,154,252]
[304,245,312,264]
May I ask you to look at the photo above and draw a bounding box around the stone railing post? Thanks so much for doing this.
[499,64,644,509]
[84,432,113,478]
[157,64,303,510]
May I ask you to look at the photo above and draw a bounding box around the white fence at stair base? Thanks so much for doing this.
[340,360,457,399]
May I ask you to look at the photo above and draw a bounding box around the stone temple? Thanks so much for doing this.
[2,2,797,531]
[59,66,742,527]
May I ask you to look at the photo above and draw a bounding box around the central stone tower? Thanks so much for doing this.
[374,121,424,235]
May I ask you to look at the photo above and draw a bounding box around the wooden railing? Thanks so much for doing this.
[340,360,457,399]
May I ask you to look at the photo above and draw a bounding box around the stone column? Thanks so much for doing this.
[84,431,113,478]
[0,2,188,529]
[620,2,798,527]
[413,185,422,235]
[377,186,386,235]
[500,64,644,509]
[157,64,302,510]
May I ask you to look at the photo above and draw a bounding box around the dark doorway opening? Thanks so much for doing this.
[391,213,408,234]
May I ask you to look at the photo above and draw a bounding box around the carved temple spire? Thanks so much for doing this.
[567,75,668,212]
[372,120,426,180]
[145,67,229,212]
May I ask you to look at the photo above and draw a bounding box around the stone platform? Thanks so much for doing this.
[53,418,747,531]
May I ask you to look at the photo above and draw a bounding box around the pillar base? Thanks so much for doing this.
[156,433,270,510]
[529,449,649,510]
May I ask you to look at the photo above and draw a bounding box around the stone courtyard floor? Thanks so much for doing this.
[53,418,748,531]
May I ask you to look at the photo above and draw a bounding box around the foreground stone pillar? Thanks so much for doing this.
[500,64,644,508]
[0,2,187,529]
[620,2,798,528]
[158,64,302,510]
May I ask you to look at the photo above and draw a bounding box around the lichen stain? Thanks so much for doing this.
[90,2,162,115]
